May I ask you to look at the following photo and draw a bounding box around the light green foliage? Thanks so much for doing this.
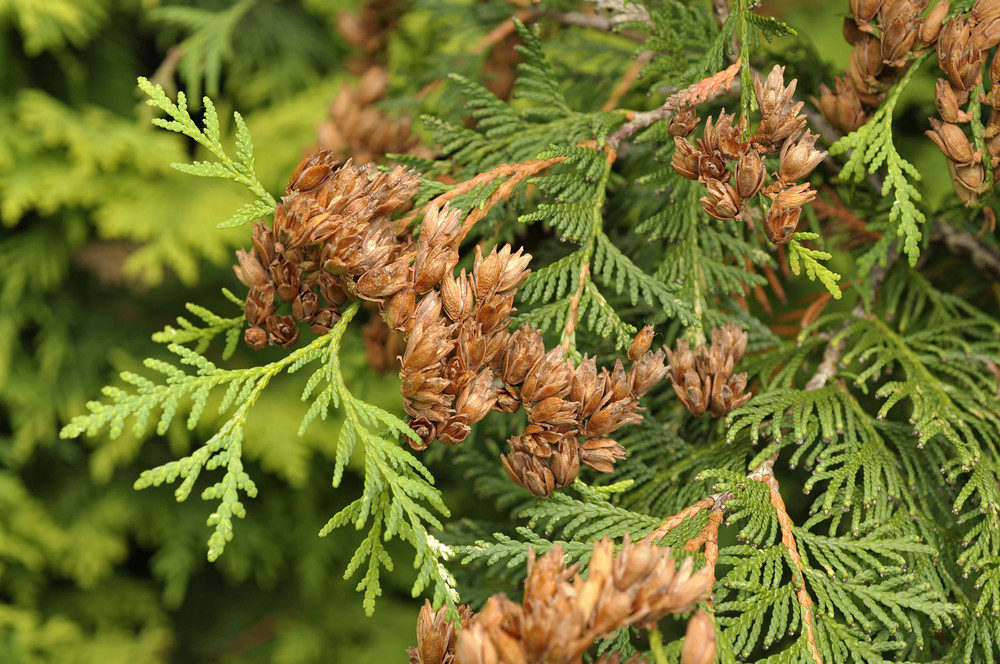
[137,77,276,229]
[62,297,455,613]
[788,233,842,299]
[830,54,930,270]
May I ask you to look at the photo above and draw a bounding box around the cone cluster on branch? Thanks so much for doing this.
[815,0,952,133]
[234,151,418,349]
[408,537,715,664]
[500,325,669,497]
[665,322,751,418]
[317,67,431,165]
[235,151,676,493]
[670,66,826,245]
[926,1,1000,203]
[817,0,1000,203]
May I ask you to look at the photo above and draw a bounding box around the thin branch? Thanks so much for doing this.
[931,220,1000,282]
[748,453,823,664]
[607,61,741,149]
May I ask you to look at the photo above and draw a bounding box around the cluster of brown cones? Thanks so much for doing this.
[233,151,696,494]
[671,66,827,245]
[815,0,951,133]
[407,537,715,664]
[817,0,1000,204]
[926,2,1000,203]
[499,326,670,497]
[233,152,418,349]
[665,323,751,419]
[316,67,431,165]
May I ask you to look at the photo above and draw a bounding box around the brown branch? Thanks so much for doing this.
[398,155,569,234]
[561,261,591,349]
[607,61,740,149]
[649,496,718,541]
[748,453,823,664]
[931,221,1000,282]
[472,9,535,55]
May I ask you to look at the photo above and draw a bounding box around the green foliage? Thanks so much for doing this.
[137,77,276,229]
[830,54,930,270]
[9,0,1000,661]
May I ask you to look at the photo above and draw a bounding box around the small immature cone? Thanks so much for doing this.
[628,325,655,362]
[681,610,717,664]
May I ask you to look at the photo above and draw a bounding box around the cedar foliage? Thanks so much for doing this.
[4,0,1000,663]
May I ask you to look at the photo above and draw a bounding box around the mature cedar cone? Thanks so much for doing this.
[753,65,808,152]
[407,600,476,664]
[681,610,717,664]
[317,67,431,165]
[438,537,713,664]
[665,322,751,418]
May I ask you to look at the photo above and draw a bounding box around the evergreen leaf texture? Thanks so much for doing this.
[32,0,1000,661]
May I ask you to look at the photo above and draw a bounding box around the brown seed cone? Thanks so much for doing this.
[666,323,751,417]
[681,610,717,664]
[926,117,979,165]
[244,326,268,350]
[935,79,972,123]
[265,314,300,347]
[752,66,808,152]
[408,599,475,664]
[700,180,742,220]
[851,0,882,22]
[669,106,699,137]
[521,347,574,403]
[777,131,827,184]
[733,150,767,199]
[814,77,868,134]
[937,17,986,93]
[878,0,923,66]
[701,111,747,160]
[920,0,950,45]
[671,137,702,180]
[317,67,431,165]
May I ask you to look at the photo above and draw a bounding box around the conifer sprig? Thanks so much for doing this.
[137,77,276,228]
[830,54,931,269]
[62,300,454,612]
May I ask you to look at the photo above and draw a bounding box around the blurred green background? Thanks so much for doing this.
[0,0,956,662]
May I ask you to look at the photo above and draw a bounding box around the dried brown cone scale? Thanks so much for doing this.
[666,322,752,418]
[418,537,713,664]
